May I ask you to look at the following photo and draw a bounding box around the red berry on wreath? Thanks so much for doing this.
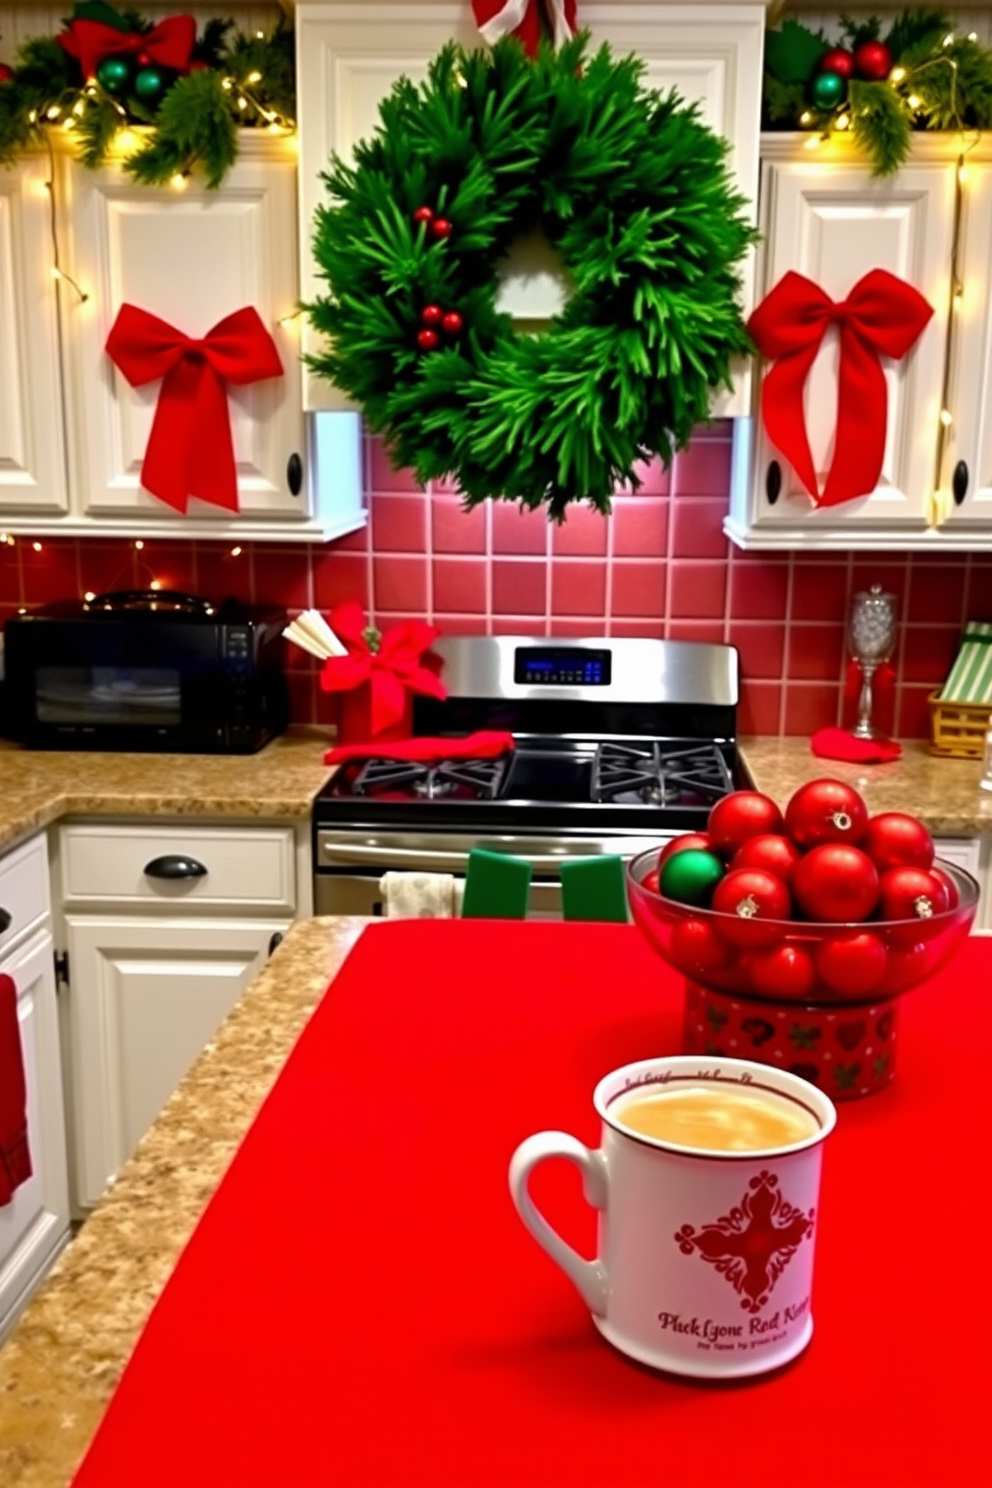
[421,304,443,326]
[746,942,816,1000]
[711,867,791,947]
[853,40,893,81]
[819,47,855,80]
[0,63,14,83]
[707,791,785,858]
[417,328,440,351]
[413,206,434,225]
[785,778,868,848]
[669,918,731,978]
[658,832,711,870]
[861,812,934,872]
[815,932,888,996]
[441,310,463,335]
[877,866,950,922]
[731,833,801,885]
[792,844,879,922]
[431,217,452,239]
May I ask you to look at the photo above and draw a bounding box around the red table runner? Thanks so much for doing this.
[72,923,992,1488]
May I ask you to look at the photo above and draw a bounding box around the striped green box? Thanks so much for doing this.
[939,622,992,705]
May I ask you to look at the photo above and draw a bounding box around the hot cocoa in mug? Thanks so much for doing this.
[509,1056,836,1380]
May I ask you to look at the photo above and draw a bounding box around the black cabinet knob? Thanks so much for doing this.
[0,906,11,934]
[268,932,284,957]
[287,453,303,496]
[765,460,782,505]
[144,855,208,881]
[952,460,969,506]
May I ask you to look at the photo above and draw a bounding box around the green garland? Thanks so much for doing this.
[763,9,992,176]
[0,3,295,188]
[307,36,756,519]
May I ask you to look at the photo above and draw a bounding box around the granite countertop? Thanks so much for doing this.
[0,728,336,854]
[740,737,992,836]
[0,915,370,1488]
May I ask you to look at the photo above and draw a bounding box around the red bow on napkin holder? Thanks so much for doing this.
[58,14,196,79]
[472,0,576,56]
[319,603,447,745]
[105,304,283,514]
[747,269,933,507]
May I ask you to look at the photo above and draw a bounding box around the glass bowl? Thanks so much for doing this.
[626,848,979,1100]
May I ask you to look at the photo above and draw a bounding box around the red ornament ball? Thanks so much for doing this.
[707,791,785,858]
[441,310,463,335]
[877,866,950,922]
[819,47,855,79]
[862,812,934,872]
[431,217,452,239]
[930,864,960,910]
[669,918,731,978]
[792,844,879,922]
[0,63,14,83]
[657,832,711,870]
[885,940,931,992]
[643,867,660,894]
[815,932,888,996]
[785,778,868,848]
[417,328,440,351]
[746,942,816,1000]
[711,867,791,947]
[137,51,150,66]
[413,206,434,225]
[731,833,802,885]
[421,304,443,326]
[854,40,893,81]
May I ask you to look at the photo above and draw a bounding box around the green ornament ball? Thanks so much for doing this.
[133,66,166,104]
[96,55,131,94]
[659,849,725,908]
[811,69,846,110]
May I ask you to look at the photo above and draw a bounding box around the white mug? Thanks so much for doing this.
[509,1055,836,1379]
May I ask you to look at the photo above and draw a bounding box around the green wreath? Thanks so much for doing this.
[307,36,757,518]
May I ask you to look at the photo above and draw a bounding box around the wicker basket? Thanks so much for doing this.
[928,691,992,758]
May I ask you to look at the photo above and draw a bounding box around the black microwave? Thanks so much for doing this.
[2,591,289,753]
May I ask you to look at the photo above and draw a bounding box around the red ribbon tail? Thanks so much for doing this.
[369,670,409,736]
[189,361,239,512]
[761,352,822,502]
[819,328,889,507]
[140,359,201,513]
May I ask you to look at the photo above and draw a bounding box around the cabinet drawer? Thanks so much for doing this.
[59,824,296,913]
[0,835,51,957]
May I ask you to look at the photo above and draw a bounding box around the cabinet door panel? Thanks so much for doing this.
[939,163,992,530]
[750,160,954,533]
[0,931,70,1335]
[64,146,304,522]
[65,915,292,1209]
[0,159,68,516]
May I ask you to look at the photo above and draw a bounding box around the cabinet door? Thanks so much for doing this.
[0,157,68,517]
[62,139,305,524]
[0,930,70,1337]
[748,157,955,537]
[64,914,291,1209]
[938,161,992,533]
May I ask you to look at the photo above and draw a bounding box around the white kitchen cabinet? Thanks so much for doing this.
[0,834,70,1341]
[0,155,69,519]
[934,834,992,934]
[55,819,302,1211]
[296,1,765,414]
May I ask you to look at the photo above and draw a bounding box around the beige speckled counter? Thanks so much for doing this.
[0,727,336,854]
[740,737,992,835]
[0,915,370,1488]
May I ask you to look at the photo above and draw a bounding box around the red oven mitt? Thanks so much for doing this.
[324,730,515,766]
[0,973,32,1206]
[811,727,902,764]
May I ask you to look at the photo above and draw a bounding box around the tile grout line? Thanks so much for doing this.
[778,557,795,736]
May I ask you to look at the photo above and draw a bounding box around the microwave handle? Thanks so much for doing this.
[91,589,211,611]
[144,855,208,881]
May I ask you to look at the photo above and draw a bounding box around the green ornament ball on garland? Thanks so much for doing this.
[133,65,167,104]
[810,69,846,109]
[96,54,131,93]
[659,849,726,908]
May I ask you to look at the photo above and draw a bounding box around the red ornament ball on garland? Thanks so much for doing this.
[820,47,855,80]
[430,217,452,240]
[854,40,893,81]
[421,304,443,326]
[0,63,15,83]
[441,310,463,335]
[413,206,434,225]
[417,328,440,351]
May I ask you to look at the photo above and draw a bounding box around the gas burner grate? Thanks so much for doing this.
[352,753,510,801]
[592,741,733,806]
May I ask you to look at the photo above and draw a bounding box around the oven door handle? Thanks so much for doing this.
[317,842,582,874]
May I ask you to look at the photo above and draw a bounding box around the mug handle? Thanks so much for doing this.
[508,1132,609,1316]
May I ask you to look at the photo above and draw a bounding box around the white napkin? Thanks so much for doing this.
[379,872,457,918]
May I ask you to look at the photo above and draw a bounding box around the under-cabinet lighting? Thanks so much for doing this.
[134,539,144,550]
[230,546,242,557]
[32,541,42,552]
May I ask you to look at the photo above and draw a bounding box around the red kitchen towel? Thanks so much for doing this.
[811,726,903,764]
[0,972,31,1206]
[325,729,515,765]
[71,923,992,1488]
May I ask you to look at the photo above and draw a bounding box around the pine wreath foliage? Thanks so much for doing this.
[308,36,756,518]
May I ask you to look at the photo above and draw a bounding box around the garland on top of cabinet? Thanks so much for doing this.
[0,2,294,188]
[307,35,757,520]
[763,9,992,176]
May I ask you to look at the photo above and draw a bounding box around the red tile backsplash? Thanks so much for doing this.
[2,424,987,739]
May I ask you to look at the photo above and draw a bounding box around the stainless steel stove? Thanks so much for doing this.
[313,636,741,916]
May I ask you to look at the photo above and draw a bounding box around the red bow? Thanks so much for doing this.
[58,15,196,80]
[104,304,283,514]
[319,603,448,738]
[472,0,576,56]
[747,269,934,508]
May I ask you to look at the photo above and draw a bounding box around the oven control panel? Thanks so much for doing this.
[514,647,612,687]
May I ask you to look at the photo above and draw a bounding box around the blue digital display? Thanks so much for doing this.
[514,647,612,686]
